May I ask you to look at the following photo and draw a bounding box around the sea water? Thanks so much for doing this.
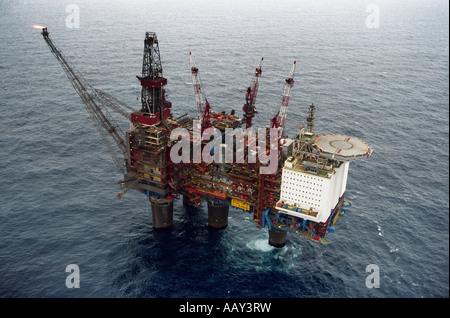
[0,0,448,298]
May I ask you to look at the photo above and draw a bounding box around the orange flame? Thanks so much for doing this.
[32,25,46,30]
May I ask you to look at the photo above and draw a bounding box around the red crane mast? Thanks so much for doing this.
[271,61,296,136]
[243,57,263,129]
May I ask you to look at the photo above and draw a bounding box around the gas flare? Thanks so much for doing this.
[32,25,46,30]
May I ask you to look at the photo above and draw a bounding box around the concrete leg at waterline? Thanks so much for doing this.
[207,201,229,230]
[150,196,173,230]
[268,227,287,248]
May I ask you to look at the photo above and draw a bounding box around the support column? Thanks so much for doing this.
[207,201,229,230]
[268,227,287,248]
[182,194,190,206]
[150,196,173,230]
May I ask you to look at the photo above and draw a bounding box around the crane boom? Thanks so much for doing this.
[243,57,263,129]
[271,61,296,135]
[136,32,171,119]
[40,28,129,172]
[93,88,138,119]
[189,52,211,130]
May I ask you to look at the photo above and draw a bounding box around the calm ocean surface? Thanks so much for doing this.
[0,0,448,298]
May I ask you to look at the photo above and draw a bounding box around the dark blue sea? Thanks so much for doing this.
[0,0,448,299]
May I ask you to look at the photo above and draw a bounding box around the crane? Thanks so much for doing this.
[270,61,296,137]
[39,27,137,173]
[189,52,212,130]
[243,57,263,129]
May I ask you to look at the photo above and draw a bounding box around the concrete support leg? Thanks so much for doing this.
[268,227,287,248]
[207,201,229,230]
[182,194,190,206]
[150,197,173,230]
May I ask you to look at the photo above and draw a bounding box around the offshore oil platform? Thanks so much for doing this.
[37,27,373,247]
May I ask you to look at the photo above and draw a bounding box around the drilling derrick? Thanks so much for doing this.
[243,57,263,129]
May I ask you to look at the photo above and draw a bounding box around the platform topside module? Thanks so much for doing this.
[39,28,373,247]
